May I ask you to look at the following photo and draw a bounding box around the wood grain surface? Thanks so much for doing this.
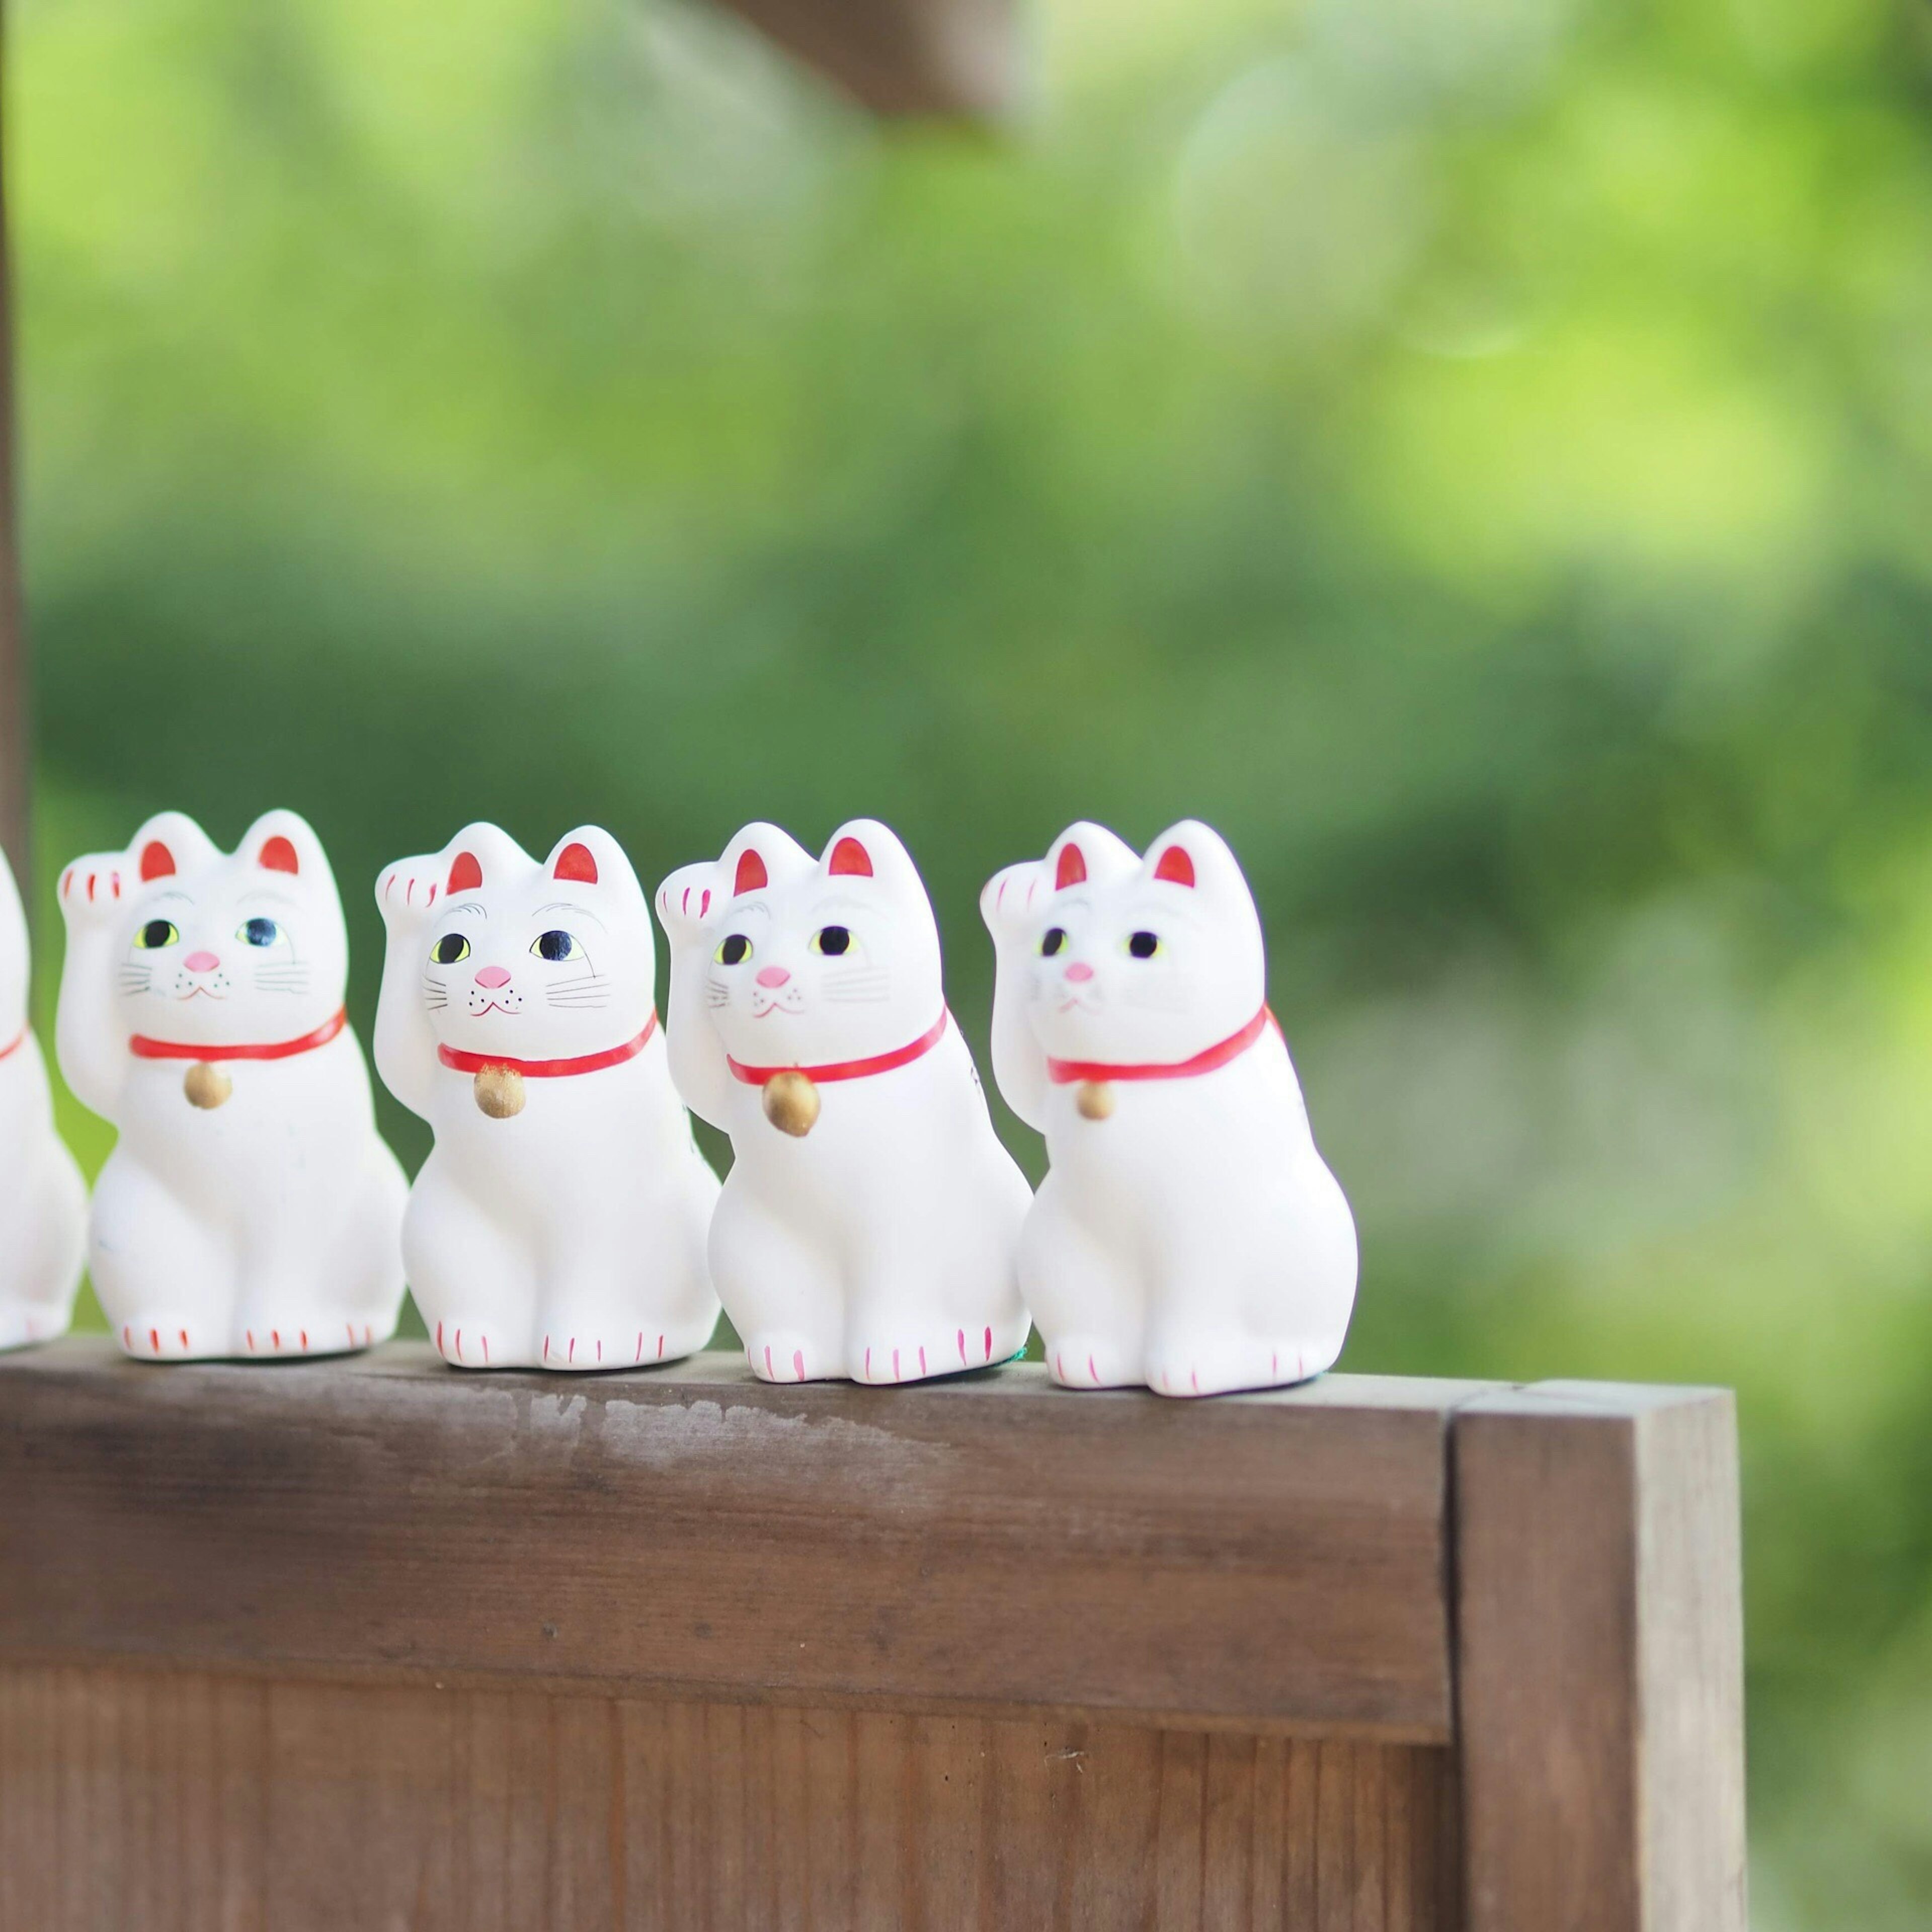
[1452,1383,1747,1932]
[0,1341,1486,1740]
[0,1665,1462,1931]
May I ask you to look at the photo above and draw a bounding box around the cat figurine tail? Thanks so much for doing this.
[374,824,719,1371]
[0,844,87,1349]
[657,818,1032,1385]
[55,810,407,1360]
[982,819,1357,1397]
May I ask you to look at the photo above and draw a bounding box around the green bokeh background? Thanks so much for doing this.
[15,0,1932,1915]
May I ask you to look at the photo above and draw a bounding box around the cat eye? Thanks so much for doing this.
[715,933,753,966]
[532,929,580,963]
[810,925,852,957]
[1040,927,1068,957]
[1127,931,1161,959]
[431,932,471,966]
[237,917,281,948]
[134,919,181,950]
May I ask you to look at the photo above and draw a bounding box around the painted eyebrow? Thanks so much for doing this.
[530,902,608,932]
[445,902,488,919]
[235,890,300,910]
[144,891,194,907]
[810,896,872,919]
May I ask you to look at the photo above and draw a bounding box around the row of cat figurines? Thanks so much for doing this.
[0,813,1357,1397]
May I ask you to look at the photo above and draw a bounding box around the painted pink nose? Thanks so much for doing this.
[183,950,220,974]
[1064,962,1095,983]
[756,965,791,988]
[474,964,512,988]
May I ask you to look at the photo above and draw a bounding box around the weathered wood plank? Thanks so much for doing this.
[0,1340,1485,1738]
[0,1666,1462,1930]
[1452,1382,1747,1932]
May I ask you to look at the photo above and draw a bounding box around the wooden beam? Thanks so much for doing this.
[710,0,1021,117]
[0,1341,1488,1739]
[0,1666,1463,1930]
[1451,1383,1748,1932]
[0,1,28,889]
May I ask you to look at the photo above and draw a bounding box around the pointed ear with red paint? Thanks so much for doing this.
[237,810,333,890]
[127,811,221,889]
[1139,820,1255,916]
[541,827,639,901]
[1042,822,1139,899]
[719,822,814,901]
[816,819,925,902]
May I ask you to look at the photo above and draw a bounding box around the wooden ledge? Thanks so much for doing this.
[0,1341,1493,1740]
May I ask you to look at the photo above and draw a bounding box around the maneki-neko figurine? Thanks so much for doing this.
[374,823,719,1371]
[656,819,1030,1385]
[981,820,1356,1396]
[56,811,406,1360]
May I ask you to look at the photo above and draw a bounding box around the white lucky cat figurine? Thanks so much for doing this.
[981,820,1356,1397]
[0,845,87,1349]
[55,810,407,1360]
[656,819,1031,1385]
[374,824,719,1371]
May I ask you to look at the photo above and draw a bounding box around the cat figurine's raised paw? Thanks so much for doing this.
[982,820,1356,1397]
[56,811,407,1360]
[375,824,720,1371]
[0,845,86,1350]
[657,819,1031,1385]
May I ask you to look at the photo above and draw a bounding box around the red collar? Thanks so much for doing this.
[728,1009,949,1087]
[438,1009,658,1079]
[1048,1005,1275,1084]
[0,1025,26,1062]
[131,1007,348,1063]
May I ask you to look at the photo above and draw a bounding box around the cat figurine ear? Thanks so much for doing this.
[656,817,1032,1385]
[981,818,1356,1397]
[0,844,87,1350]
[55,809,407,1360]
[374,823,719,1371]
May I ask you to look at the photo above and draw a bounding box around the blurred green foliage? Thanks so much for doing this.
[15,0,1932,1915]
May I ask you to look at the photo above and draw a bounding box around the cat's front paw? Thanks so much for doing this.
[433,1318,504,1369]
[852,1327,1003,1386]
[539,1328,627,1371]
[116,1317,206,1362]
[1043,1334,1141,1390]
[57,858,134,926]
[375,859,451,930]
[743,1333,825,1384]
[980,861,1049,944]
[654,864,723,948]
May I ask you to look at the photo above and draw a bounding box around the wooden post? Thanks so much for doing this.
[0,0,29,890]
[1453,1383,1748,1932]
[0,1344,1747,1929]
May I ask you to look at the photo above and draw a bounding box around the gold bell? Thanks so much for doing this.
[1075,1080,1115,1122]
[473,1064,526,1119]
[183,1062,233,1110]
[763,1070,820,1138]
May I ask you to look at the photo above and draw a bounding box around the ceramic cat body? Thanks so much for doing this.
[55,811,406,1360]
[657,820,1031,1384]
[375,824,719,1370]
[982,820,1356,1396]
[0,847,87,1349]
